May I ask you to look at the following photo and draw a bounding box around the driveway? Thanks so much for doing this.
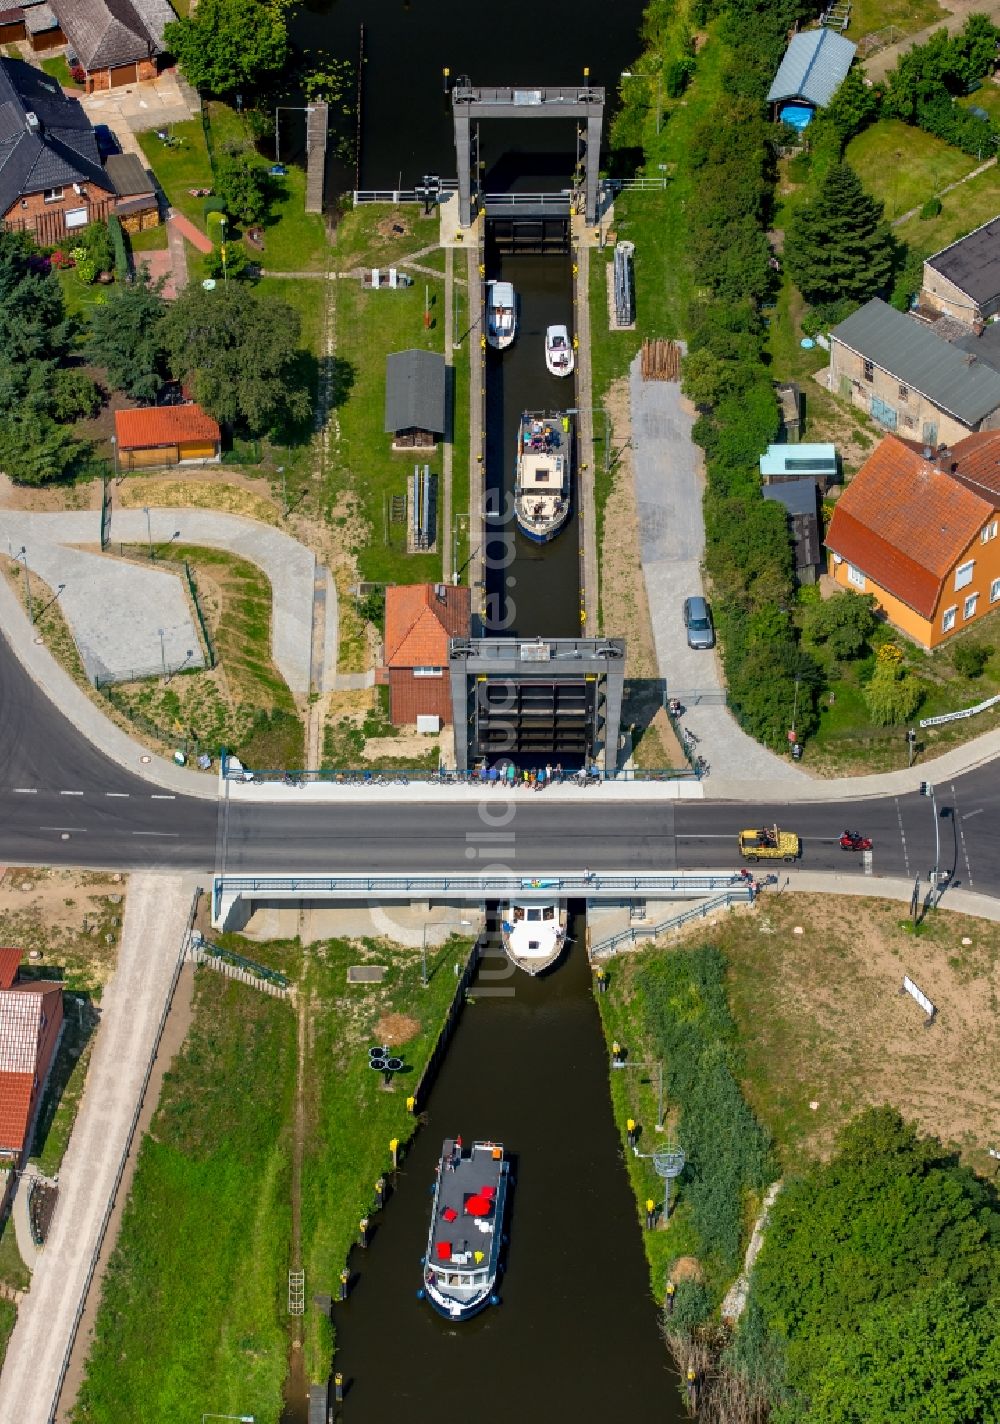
[0,874,195,1424]
[629,352,806,783]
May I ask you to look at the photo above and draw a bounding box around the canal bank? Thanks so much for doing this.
[330,915,681,1420]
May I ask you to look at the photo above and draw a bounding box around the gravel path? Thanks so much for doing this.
[0,874,195,1424]
[628,352,806,783]
[0,508,321,694]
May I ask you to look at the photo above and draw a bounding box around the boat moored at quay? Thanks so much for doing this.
[514,412,571,543]
[420,1138,509,1320]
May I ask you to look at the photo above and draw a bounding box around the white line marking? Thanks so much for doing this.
[961,808,983,821]
[150,795,176,800]
[13,788,36,794]
[131,830,179,837]
[60,790,84,796]
[894,798,910,876]
[40,826,86,832]
[951,782,974,887]
[106,792,130,798]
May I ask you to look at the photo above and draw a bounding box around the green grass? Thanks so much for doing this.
[0,1218,29,1294]
[137,121,215,230]
[0,1299,16,1374]
[845,120,978,220]
[300,935,470,1379]
[127,225,169,254]
[73,971,297,1424]
[894,161,1000,259]
[847,0,943,39]
[40,55,80,89]
[31,997,98,1177]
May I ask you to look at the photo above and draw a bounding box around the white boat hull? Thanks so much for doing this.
[500,904,568,975]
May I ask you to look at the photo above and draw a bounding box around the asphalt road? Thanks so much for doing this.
[2,636,998,894]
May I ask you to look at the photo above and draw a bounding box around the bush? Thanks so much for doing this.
[863,660,923,725]
[952,640,991,678]
[671,1279,712,1328]
[920,195,943,219]
[665,57,694,98]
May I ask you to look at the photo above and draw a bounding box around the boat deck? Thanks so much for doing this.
[427,1141,505,1280]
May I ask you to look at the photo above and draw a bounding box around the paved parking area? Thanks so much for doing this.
[0,874,194,1424]
[629,352,805,783]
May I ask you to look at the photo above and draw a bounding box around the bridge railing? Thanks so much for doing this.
[590,889,753,959]
[219,751,700,785]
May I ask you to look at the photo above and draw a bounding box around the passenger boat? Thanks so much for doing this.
[421,1138,509,1320]
[500,902,568,976]
[514,412,571,543]
[486,280,517,349]
[544,323,574,377]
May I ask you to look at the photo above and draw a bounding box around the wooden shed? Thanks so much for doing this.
[114,404,222,470]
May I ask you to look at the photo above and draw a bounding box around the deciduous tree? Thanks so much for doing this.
[164,0,291,95]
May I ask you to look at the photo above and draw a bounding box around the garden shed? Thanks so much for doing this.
[384,349,446,449]
[767,28,856,127]
[114,404,221,470]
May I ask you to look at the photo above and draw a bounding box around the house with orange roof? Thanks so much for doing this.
[826,432,1000,648]
[382,582,471,725]
[113,403,221,471]
[0,949,63,1163]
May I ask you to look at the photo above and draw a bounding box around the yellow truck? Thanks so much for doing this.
[738,826,800,863]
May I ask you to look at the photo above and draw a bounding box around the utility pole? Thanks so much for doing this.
[17,547,34,624]
[919,781,941,905]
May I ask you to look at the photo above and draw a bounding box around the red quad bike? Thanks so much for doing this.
[840,830,873,852]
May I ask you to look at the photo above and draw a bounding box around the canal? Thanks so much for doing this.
[331,918,680,1419]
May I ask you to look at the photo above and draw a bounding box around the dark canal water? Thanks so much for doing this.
[290,0,647,191]
[332,920,679,1420]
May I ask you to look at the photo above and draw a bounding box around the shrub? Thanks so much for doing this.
[952,640,991,678]
[671,1280,712,1327]
[863,661,923,725]
[920,195,943,219]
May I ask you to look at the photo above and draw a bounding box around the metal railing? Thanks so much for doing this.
[93,657,204,690]
[189,932,290,992]
[352,179,457,204]
[220,757,697,785]
[49,890,200,1424]
[453,85,605,106]
[590,889,753,959]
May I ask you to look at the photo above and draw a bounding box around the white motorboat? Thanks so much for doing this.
[500,903,568,976]
[514,411,571,543]
[487,280,517,350]
[544,324,574,377]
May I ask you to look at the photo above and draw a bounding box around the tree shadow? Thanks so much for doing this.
[28,991,99,1169]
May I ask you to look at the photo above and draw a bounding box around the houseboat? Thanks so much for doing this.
[514,412,571,543]
[544,324,574,377]
[421,1138,509,1320]
[500,903,568,976]
[486,280,517,349]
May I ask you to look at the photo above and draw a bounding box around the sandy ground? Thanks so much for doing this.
[601,376,683,768]
[716,893,1000,1166]
[0,868,126,994]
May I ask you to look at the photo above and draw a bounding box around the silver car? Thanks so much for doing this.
[683,596,715,650]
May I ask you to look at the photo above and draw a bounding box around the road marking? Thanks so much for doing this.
[131,830,179,837]
[951,782,974,887]
[106,792,130,798]
[150,794,176,800]
[13,788,36,794]
[60,790,84,796]
[40,826,86,832]
[894,798,910,876]
[961,808,983,821]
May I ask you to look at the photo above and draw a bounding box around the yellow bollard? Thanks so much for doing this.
[406,1095,416,1114]
[390,1136,399,1168]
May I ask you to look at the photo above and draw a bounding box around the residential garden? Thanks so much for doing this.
[72,930,473,1423]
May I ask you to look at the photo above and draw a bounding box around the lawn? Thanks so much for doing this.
[328,207,449,584]
[73,970,297,1424]
[127,226,169,254]
[845,120,979,220]
[0,1298,16,1375]
[894,161,1000,259]
[137,121,215,230]
[73,931,473,1419]
[40,55,80,89]
[847,0,943,40]
[107,544,304,768]
[721,894,1000,1172]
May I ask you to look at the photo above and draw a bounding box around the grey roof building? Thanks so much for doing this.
[767,28,856,109]
[830,298,1000,428]
[762,477,822,582]
[385,350,446,442]
[923,217,1000,324]
[0,57,111,218]
[50,0,174,73]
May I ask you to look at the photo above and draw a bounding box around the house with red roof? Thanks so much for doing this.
[0,949,63,1163]
[114,403,222,471]
[382,583,471,725]
[826,432,1000,649]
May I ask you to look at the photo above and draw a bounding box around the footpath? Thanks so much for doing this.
[0,875,196,1424]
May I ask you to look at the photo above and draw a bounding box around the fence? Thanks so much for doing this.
[220,756,698,785]
[95,681,210,761]
[590,888,754,959]
[93,657,204,690]
[188,933,291,997]
[49,889,200,1424]
[183,560,217,668]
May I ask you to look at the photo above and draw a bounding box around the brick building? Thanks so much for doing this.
[51,0,175,93]
[921,217,1000,329]
[0,56,113,241]
[826,431,1000,649]
[829,298,1000,448]
[0,947,63,1163]
[382,583,471,725]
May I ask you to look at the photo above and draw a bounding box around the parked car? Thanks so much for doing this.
[683,596,715,650]
[93,124,120,158]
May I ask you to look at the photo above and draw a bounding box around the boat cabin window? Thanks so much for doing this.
[542,906,554,920]
[526,908,542,921]
[528,940,540,949]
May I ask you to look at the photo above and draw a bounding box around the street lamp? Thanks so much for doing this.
[157,627,166,678]
[220,214,228,288]
[611,1057,665,1130]
[621,69,662,134]
[143,505,154,561]
[421,918,473,988]
[919,781,944,905]
[452,511,470,586]
[566,406,612,475]
[17,546,34,625]
[165,648,195,685]
[277,464,287,516]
